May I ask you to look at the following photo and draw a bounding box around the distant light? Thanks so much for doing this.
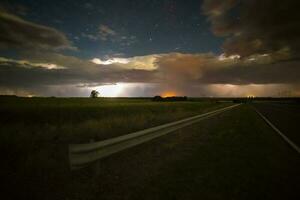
[94,83,125,97]
[161,91,177,97]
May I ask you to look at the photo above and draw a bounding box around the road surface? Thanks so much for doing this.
[253,102,300,146]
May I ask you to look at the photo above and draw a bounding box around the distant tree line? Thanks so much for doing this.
[152,96,188,102]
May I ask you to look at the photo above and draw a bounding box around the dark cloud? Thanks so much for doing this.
[0,54,156,93]
[201,59,300,85]
[99,24,117,41]
[116,83,300,97]
[155,53,300,86]
[0,11,75,50]
[0,0,299,97]
[202,0,238,36]
[203,0,300,58]
[1,52,300,96]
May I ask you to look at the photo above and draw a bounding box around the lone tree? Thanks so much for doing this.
[90,90,99,98]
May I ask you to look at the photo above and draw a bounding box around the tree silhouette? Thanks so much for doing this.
[90,90,99,98]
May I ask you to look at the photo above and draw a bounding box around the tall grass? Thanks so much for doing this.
[0,97,231,199]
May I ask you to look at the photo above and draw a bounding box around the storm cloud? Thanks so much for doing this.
[1,51,300,96]
[0,11,74,50]
[203,0,300,58]
[0,1,299,97]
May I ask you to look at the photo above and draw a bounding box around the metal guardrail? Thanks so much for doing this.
[69,104,241,170]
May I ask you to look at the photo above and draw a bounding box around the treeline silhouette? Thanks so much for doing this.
[152,96,188,102]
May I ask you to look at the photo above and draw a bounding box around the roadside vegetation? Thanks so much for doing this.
[0,96,231,142]
[0,96,233,200]
[1,99,298,199]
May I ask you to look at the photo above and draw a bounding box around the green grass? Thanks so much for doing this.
[0,97,232,199]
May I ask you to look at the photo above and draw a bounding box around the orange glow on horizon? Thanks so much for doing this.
[161,91,178,97]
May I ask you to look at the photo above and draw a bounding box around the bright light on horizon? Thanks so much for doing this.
[94,83,126,97]
[161,91,178,97]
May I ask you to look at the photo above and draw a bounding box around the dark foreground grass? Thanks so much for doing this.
[0,97,232,199]
[56,104,298,200]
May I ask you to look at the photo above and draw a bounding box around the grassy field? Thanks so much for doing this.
[0,97,231,142]
[1,97,299,199]
[0,96,233,199]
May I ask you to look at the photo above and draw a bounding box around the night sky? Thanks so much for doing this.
[0,0,299,97]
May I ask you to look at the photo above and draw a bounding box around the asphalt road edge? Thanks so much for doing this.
[253,106,300,155]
